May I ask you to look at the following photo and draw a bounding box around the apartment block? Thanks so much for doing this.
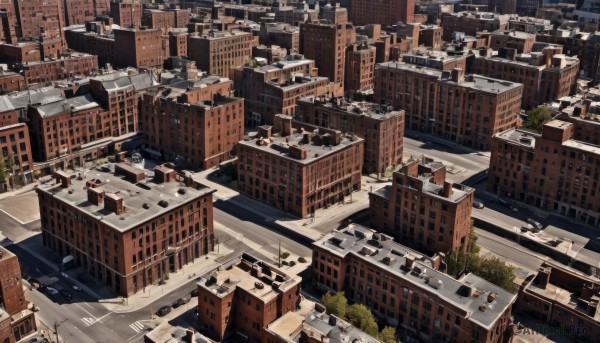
[297,96,404,175]
[113,28,163,68]
[490,30,536,54]
[489,118,600,227]
[419,25,443,50]
[142,9,174,33]
[472,47,579,109]
[517,262,600,342]
[300,21,353,97]
[188,30,257,79]
[374,63,523,150]
[0,247,37,343]
[37,164,216,296]
[64,0,95,26]
[401,50,468,71]
[197,253,301,342]
[312,225,517,343]
[140,71,244,170]
[349,0,414,27]
[441,12,509,41]
[0,71,25,93]
[232,55,330,126]
[237,116,364,218]
[109,1,142,28]
[168,31,187,58]
[17,53,98,86]
[0,0,17,44]
[15,0,64,42]
[345,43,376,94]
[369,160,474,254]
[0,110,33,187]
[259,23,300,54]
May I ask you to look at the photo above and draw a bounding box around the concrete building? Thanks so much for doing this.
[0,247,37,343]
[300,21,353,97]
[232,55,331,126]
[489,118,600,227]
[188,30,257,79]
[109,1,142,28]
[345,42,376,94]
[37,164,216,296]
[17,53,98,86]
[472,47,579,109]
[441,12,509,41]
[197,253,301,342]
[517,262,600,342]
[297,96,404,175]
[141,69,244,170]
[349,0,414,27]
[490,30,536,54]
[374,63,523,150]
[237,116,364,218]
[369,160,475,254]
[312,224,517,343]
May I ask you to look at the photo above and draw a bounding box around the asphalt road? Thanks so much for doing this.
[403,137,490,174]
[476,230,545,271]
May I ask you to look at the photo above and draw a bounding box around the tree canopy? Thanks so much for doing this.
[524,106,552,132]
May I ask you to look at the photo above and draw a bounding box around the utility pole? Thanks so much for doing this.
[53,318,68,343]
[278,240,281,268]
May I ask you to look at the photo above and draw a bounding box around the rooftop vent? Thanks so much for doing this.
[142,203,150,209]
[178,188,186,195]
[158,200,169,208]
[255,282,264,289]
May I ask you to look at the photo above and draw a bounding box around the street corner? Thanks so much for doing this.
[0,191,40,224]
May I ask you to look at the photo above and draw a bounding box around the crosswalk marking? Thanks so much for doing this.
[81,317,96,326]
[129,321,144,333]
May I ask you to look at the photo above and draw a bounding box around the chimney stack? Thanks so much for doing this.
[87,187,104,205]
[104,193,124,215]
[534,266,551,289]
[442,182,453,197]
[185,329,194,343]
[258,125,272,141]
[450,68,465,83]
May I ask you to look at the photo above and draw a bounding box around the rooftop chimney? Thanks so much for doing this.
[87,187,104,205]
[274,114,292,136]
[405,256,415,269]
[55,171,71,188]
[258,125,272,141]
[185,329,194,343]
[104,193,124,215]
[442,181,453,197]
[154,165,176,183]
[450,68,465,83]
[534,266,551,289]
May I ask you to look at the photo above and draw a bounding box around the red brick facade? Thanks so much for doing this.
[18,53,98,86]
[110,1,142,28]
[349,0,415,27]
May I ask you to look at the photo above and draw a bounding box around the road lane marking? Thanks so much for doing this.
[129,321,144,333]
[81,317,96,326]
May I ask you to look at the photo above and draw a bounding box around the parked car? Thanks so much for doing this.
[527,218,543,230]
[45,287,59,298]
[190,289,199,297]
[173,295,191,308]
[156,306,171,317]
[473,200,484,209]
[498,198,519,212]
[59,289,72,301]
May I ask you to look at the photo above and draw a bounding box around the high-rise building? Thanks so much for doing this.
[297,96,404,175]
[374,63,523,150]
[312,224,517,343]
[237,116,364,218]
[37,164,216,296]
[109,1,142,28]
[345,43,376,94]
[349,0,415,27]
[369,160,475,254]
[63,0,95,26]
[0,0,18,44]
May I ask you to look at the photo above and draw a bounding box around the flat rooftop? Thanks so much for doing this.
[315,225,517,330]
[494,128,538,149]
[36,164,215,233]
[377,62,522,94]
[298,96,403,121]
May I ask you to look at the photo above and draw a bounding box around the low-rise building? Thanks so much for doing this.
[237,115,364,218]
[197,253,301,342]
[490,30,536,54]
[441,12,509,41]
[0,71,25,94]
[297,96,404,175]
[369,159,475,254]
[17,53,98,87]
[37,164,216,296]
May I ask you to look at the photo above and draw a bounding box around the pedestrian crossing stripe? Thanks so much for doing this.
[81,317,96,326]
[129,321,144,333]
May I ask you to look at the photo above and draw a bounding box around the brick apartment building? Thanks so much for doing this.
[401,50,468,71]
[259,23,300,54]
[168,31,188,58]
[15,0,64,42]
[196,253,301,342]
[472,47,579,109]
[237,115,364,218]
[517,262,600,342]
[441,12,509,41]
[0,71,25,93]
[369,159,475,254]
[17,53,98,86]
[297,96,404,175]
[27,71,153,171]
[37,164,216,296]
[64,0,95,26]
[110,1,142,28]
[142,9,175,33]
[419,25,443,50]
[300,21,354,97]
[0,247,37,343]
[374,63,523,150]
[535,28,594,78]
[140,71,244,170]
[349,0,414,27]
[489,30,536,54]
[345,43,376,94]
[188,30,257,79]
[312,225,517,343]
[232,55,331,126]
[0,108,33,188]
[489,118,600,227]
[0,0,17,44]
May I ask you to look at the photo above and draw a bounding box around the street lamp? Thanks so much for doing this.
[53,318,68,343]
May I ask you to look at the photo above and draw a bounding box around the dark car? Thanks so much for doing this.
[59,289,72,301]
[172,299,183,309]
[27,278,41,289]
[156,305,171,317]
[190,289,199,297]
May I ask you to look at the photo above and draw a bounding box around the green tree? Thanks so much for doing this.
[346,304,379,337]
[476,257,519,293]
[0,158,6,188]
[378,326,397,343]
[321,292,348,318]
[5,152,14,173]
[524,106,552,132]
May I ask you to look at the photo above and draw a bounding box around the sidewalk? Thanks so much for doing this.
[0,182,37,201]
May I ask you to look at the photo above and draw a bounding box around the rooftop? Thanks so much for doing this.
[198,253,301,302]
[495,128,538,149]
[20,52,95,66]
[377,62,521,94]
[0,246,15,261]
[298,96,403,121]
[34,94,100,118]
[491,30,535,39]
[36,164,215,233]
[315,225,518,330]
